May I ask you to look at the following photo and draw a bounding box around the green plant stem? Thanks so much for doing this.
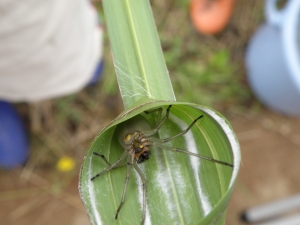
[102,0,175,110]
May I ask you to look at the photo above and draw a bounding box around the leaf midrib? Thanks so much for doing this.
[124,0,151,100]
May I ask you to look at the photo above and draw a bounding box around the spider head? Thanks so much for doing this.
[123,132,139,146]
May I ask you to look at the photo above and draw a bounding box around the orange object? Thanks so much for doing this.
[190,0,235,35]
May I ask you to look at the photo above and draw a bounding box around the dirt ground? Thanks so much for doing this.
[1,108,300,225]
[227,111,300,225]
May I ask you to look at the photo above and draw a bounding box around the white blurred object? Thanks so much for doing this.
[257,214,300,225]
[242,194,300,223]
[246,0,300,116]
[0,0,103,102]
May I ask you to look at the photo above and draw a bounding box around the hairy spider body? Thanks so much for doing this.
[117,115,152,164]
[91,105,233,225]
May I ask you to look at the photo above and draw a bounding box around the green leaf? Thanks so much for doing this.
[102,0,175,109]
[79,101,240,225]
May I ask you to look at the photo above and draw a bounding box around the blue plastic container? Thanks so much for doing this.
[0,101,29,169]
[246,0,300,116]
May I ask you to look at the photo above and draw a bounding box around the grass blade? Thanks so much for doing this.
[102,0,175,109]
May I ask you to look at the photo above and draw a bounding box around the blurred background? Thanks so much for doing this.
[1,0,300,224]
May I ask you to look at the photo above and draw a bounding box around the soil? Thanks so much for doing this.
[227,111,300,225]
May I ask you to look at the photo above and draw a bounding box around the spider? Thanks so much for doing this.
[91,105,233,225]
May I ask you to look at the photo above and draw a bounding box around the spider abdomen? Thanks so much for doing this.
[136,150,151,163]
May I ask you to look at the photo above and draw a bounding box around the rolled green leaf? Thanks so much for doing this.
[79,101,240,225]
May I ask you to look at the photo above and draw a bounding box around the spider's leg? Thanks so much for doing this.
[144,107,162,115]
[91,151,128,181]
[160,115,203,143]
[152,141,233,167]
[144,105,172,137]
[93,152,111,166]
[133,164,147,225]
[93,152,127,169]
[115,157,134,220]
[145,107,162,127]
